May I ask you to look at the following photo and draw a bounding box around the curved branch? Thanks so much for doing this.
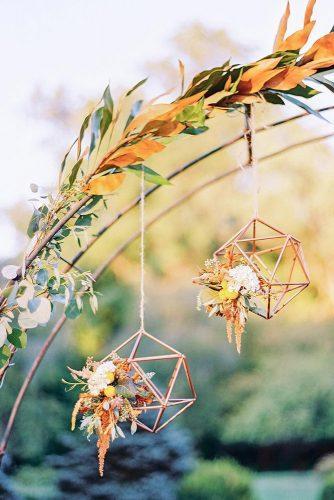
[1,130,332,461]
[65,105,334,272]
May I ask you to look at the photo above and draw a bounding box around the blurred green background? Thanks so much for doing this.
[1,6,334,499]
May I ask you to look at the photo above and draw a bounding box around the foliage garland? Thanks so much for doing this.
[0,0,333,375]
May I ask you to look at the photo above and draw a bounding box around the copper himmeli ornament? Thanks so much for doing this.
[105,329,197,433]
[214,217,310,319]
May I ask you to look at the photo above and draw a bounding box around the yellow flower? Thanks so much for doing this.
[104,386,116,397]
[106,371,115,383]
[220,280,228,289]
[218,289,239,301]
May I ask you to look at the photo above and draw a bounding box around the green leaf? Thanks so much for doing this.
[183,126,209,135]
[116,385,135,398]
[77,113,91,159]
[102,85,114,114]
[310,74,334,93]
[69,158,83,187]
[7,328,27,349]
[126,164,171,186]
[35,268,48,286]
[262,91,285,105]
[75,214,94,227]
[100,108,113,141]
[60,138,77,180]
[279,85,319,99]
[176,98,206,127]
[125,100,143,130]
[27,209,43,238]
[89,108,104,155]
[78,195,103,214]
[125,78,147,96]
[65,299,82,319]
[0,344,11,368]
[278,93,331,123]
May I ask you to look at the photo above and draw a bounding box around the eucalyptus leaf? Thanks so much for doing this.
[69,158,83,187]
[0,344,11,368]
[102,85,114,114]
[65,299,82,319]
[183,126,209,135]
[278,93,331,123]
[125,78,147,96]
[27,209,42,238]
[7,328,27,349]
[126,164,171,186]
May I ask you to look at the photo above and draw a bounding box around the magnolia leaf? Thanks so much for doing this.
[279,84,319,98]
[0,324,7,348]
[126,164,171,186]
[7,328,27,349]
[273,1,290,51]
[277,21,315,52]
[279,92,331,122]
[2,265,20,280]
[262,91,285,105]
[0,344,11,368]
[85,172,125,195]
[69,158,83,187]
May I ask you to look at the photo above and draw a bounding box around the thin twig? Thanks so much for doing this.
[1,130,332,461]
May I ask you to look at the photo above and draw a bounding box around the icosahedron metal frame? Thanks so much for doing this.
[214,217,310,319]
[109,329,197,433]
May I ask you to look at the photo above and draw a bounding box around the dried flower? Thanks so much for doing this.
[64,354,155,476]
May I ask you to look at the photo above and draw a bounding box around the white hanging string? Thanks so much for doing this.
[245,104,259,218]
[139,167,145,331]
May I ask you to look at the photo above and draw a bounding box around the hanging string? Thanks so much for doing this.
[244,104,259,218]
[139,166,145,331]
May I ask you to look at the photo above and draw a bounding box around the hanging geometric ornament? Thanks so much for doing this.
[194,105,310,353]
[65,167,196,476]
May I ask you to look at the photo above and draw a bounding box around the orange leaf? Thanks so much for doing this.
[238,58,284,93]
[85,173,125,195]
[265,66,316,90]
[299,33,334,65]
[273,1,290,51]
[125,92,204,133]
[277,21,315,51]
[98,139,165,171]
[156,121,186,136]
[303,57,334,70]
[304,0,316,26]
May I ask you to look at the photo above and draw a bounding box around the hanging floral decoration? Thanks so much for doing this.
[0,0,333,370]
[64,354,156,476]
[194,218,311,352]
[194,253,265,353]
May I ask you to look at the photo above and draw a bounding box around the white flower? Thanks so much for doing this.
[87,371,108,396]
[95,360,116,377]
[87,361,116,396]
[228,265,260,294]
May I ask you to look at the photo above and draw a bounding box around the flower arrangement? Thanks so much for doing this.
[193,251,264,353]
[63,354,155,476]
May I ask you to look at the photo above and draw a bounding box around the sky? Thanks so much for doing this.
[0,0,333,257]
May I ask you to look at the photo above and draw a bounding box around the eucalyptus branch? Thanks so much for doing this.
[1,130,332,461]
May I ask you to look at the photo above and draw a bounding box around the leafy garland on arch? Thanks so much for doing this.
[0,0,333,373]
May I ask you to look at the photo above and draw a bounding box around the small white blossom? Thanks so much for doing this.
[95,360,116,376]
[228,264,260,294]
[87,361,116,396]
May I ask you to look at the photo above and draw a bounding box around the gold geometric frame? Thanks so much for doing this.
[214,217,310,319]
[103,329,197,433]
